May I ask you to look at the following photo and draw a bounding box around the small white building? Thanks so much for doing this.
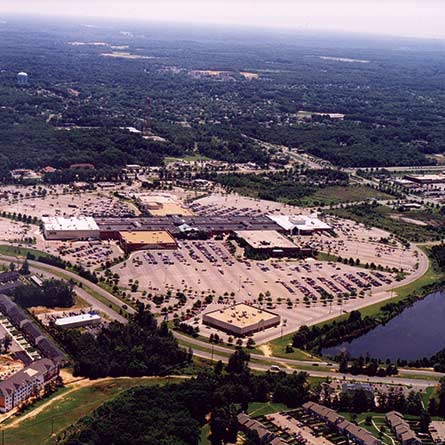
[42,216,100,240]
[55,313,101,329]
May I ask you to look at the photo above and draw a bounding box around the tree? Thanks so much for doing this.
[227,349,250,374]
[246,338,256,349]
[3,334,11,353]
[19,259,30,275]
[419,409,431,433]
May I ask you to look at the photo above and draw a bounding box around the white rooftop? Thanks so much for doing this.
[267,214,332,232]
[55,313,101,327]
[42,216,99,232]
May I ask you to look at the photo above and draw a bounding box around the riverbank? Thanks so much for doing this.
[286,246,445,358]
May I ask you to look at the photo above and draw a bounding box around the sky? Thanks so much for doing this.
[0,0,443,40]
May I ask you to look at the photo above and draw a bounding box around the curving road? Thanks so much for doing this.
[2,251,441,387]
[0,254,133,322]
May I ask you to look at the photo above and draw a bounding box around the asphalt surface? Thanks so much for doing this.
[3,252,441,387]
[192,349,436,389]
[0,254,131,323]
[174,332,443,386]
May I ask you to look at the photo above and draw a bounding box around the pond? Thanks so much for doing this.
[322,291,445,361]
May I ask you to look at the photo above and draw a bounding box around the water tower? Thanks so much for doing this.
[17,72,29,87]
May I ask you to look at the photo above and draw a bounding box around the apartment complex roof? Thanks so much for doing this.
[0,359,55,398]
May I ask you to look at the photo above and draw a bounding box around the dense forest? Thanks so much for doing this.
[13,279,75,308]
[430,244,445,271]
[1,18,445,173]
[49,306,190,378]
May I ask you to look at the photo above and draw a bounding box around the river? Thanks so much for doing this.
[322,291,445,361]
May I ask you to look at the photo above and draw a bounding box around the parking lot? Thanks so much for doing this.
[0,186,137,220]
[191,193,308,217]
[115,240,395,302]
[302,216,418,272]
[111,237,405,340]
[51,240,123,269]
[0,218,36,243]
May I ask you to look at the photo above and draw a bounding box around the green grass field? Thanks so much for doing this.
[200,423,211,445]
[330,205,444,243]
[0,244,52,259]
[303,185,393,206]
[4,377,174,445]
[248,402,289,417]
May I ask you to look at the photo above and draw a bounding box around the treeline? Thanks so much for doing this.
[26,252,99,283]
[13,279,75,308]
[322,386,423,416]
[49,306,190,378]
[26,251,66,269]
[0,111,184,179]
[408,348,445,372]
[292,301,419,355]
[43,167,125,185]
[243,120,433,168]
[60,382,209,445]
[430,244,445,271]
[336,353,398,377]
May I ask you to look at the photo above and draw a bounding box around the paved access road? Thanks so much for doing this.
[191,348,436,389]
[0,254,132,323]
[4,251,441,387]
[175,331,444,385]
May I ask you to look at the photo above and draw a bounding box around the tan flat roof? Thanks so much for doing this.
[235,230,297,249]
[149,202,193,216]
[119,230,176,245]
[205,303,279,328]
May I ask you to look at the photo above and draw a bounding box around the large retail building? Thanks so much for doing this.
[42,216,100,240]
[203,303,280,336]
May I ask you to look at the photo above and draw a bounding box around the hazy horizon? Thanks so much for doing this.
[0,0,444,41]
